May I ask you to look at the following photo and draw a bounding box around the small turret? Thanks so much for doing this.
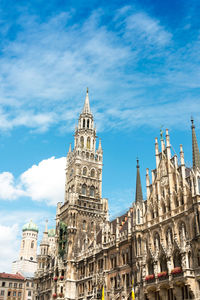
[97,138,103,154]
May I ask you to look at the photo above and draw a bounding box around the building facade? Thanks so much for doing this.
[35,91,200,300]
[0,272,35,300]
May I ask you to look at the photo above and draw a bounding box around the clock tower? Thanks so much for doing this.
[56,89,108,299]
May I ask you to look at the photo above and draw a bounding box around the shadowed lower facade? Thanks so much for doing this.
[35,91,200,300]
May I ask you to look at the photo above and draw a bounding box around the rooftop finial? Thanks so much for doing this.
[191,116,195,128]
[160,126,164,141]
[82,88,91,114]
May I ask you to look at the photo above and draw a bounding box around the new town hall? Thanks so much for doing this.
[34,91,200,300]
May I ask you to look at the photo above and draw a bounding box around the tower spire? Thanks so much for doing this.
[135,159,143,203]
[191,117,200,169]
[82,87,91,114]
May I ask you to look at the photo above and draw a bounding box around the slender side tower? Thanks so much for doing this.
[56,89,108,300]
[12,220,38,276]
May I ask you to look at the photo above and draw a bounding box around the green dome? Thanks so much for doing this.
[48,228,55,237]
[22,220,39,233]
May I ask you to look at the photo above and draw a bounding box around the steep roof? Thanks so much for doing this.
[135,159,143,203]
[0,273,25,280]
[82,88,91,114]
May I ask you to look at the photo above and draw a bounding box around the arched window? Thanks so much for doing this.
[137,209,140,224]
[154,232,160,249]
[83,119,85,128]
[179,222,186,240]
[175,196,179,207]
[87,119,90,128]
[83,220,86,230]
[180,194,184,205]
[82,184,87,195]
[83,167,87,176]
[91,169,95,177]
[90,186,95,197]
[31,241,34,249]
[148,259,154,275]
[173,250,181,268]
[160,255,167,272]
[87,137,90,150]
[91,222,94,232]
[162,202,166,213]
[166,227,173,245]
[138,236,141,255]
[22,240,25,248]
[80,136,84,148]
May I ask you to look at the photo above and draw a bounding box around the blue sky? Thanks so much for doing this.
[0,0,200,271]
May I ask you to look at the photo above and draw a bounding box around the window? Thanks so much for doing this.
[87,119,90,128]
[13,291,16,296]
[90,186,95,197]
[80,136,84,148]
[83,119,85,128]
[82,184,86,195]
[137,209,140,224]
[2,282,5,287]
[8,291,11,296]
[91,169,95,177]
[91,222,94,232]
[26,282,29,287]
[14,283,17,288]
[19,283,22,288]
[31,241,34,248]
[9,282,12,287]
[1,291,4,296]
[83,167,87,176]
[83,220,86,230]
[18,292,21,297]
[28,291,31,296]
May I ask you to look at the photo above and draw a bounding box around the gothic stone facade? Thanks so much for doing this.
[35,92,200,300]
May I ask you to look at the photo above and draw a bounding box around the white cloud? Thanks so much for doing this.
[20,156,66,205]
[0,172,25,200]
[0,224,20,272]
[0,157,66,205]
[125,12,172,46]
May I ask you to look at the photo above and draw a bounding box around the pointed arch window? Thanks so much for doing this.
[83,220,86,230]
[83,119,85,128]
[137,209,140,224]
[90,186,95,197]
[87,119,90,128]
[82,184,87,195]
[83,167,87,176]
[91,169,95,177]
[80,136,84,148]
[87,137,90,150]
[91,222,94,232]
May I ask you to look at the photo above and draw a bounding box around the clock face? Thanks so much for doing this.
[160,176,168,186]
